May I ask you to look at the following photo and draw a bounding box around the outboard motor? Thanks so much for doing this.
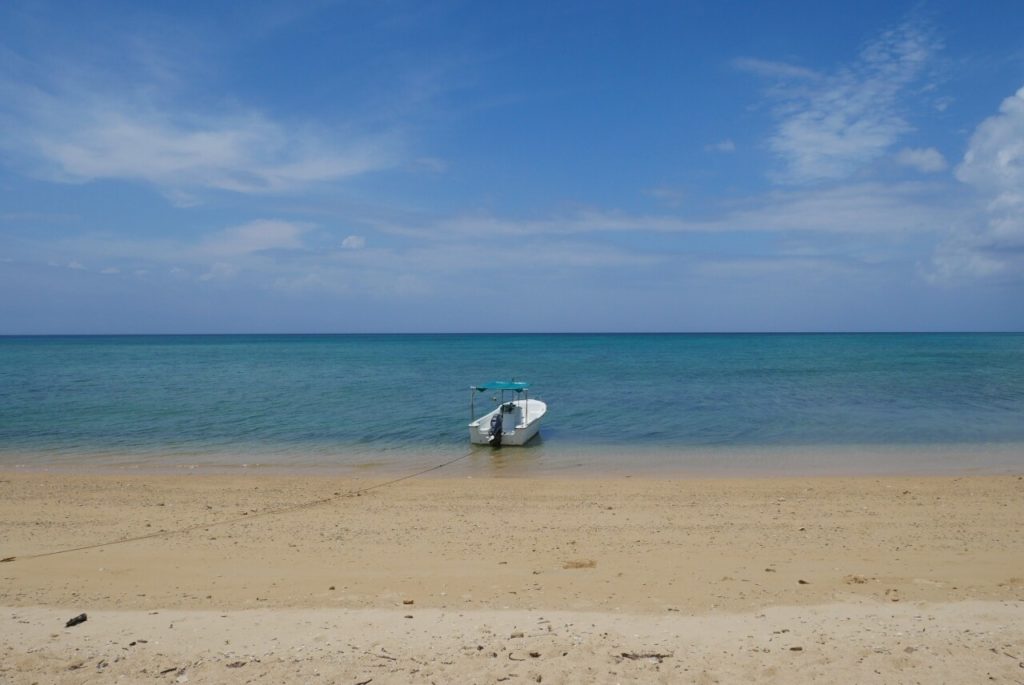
[488,411,504,447]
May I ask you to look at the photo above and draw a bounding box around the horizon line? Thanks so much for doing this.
[2,330,1022,337]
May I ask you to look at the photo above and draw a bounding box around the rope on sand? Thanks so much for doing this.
[2,449,478,563]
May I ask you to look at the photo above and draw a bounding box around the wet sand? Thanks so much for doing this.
[1,470,1023,682]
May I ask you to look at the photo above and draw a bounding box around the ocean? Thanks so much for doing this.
[1,333,1022,475]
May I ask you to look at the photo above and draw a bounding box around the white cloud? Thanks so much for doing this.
[746,22,940,183]
[341,235,366,250]
[956,86,1024,215]
[895,147,947,172]
[927,85,1024,281]
[197,220,310,258]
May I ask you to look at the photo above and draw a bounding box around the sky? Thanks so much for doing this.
[1,1,1023,333]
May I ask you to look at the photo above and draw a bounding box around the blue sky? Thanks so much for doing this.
[1,0,1022,333]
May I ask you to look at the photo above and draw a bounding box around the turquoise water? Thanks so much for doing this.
[1,334,1022,474]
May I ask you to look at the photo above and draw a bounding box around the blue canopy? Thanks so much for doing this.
[473,381,529,392]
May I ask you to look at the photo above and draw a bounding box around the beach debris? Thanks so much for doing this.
[529,651,541,658]
[68,661,84,670]
[797,579,809,585]
[404,614,413,619]
[226,661,246,668]
[511,631,524,638]
[65,613,88,628]
[1,556,15,563]
[790,646,804,652]
[563,559,596,569]
[329,585,335,590]
[355,679,373,685]
[619,651,672,662]
[159,666,178,674]
[402,599,414,605]
[845,575,870,584]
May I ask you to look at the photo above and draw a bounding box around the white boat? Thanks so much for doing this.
[468,381,547,446]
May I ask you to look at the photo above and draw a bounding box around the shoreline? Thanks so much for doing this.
[3,469,1023,682]
[1,439,1022,478]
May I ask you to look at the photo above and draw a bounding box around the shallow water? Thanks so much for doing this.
[1,333,1022,474]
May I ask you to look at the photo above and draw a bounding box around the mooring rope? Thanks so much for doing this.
[1,448,477,563]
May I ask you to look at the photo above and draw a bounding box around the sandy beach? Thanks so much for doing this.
[2,469,1023,683]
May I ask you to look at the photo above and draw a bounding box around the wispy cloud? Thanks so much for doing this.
[742,21,941,184]
[0,18,399,200]
[2,85,397,196]
[894,147,948,173]
[733,57,821,81]
[726,182,955,235]
[375,181,953,239]
[196,220,311,258]
[341,235,367,250]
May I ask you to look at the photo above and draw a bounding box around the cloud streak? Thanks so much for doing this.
[733,57,821,82]
[4,88,396,195]
[742,21,941,184]
[0,26,399,199]
[373,182,954,240]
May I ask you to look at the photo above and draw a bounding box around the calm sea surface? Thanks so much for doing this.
[1,334,1022,475]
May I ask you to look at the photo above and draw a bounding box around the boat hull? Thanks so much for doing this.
[468,398,546,446]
